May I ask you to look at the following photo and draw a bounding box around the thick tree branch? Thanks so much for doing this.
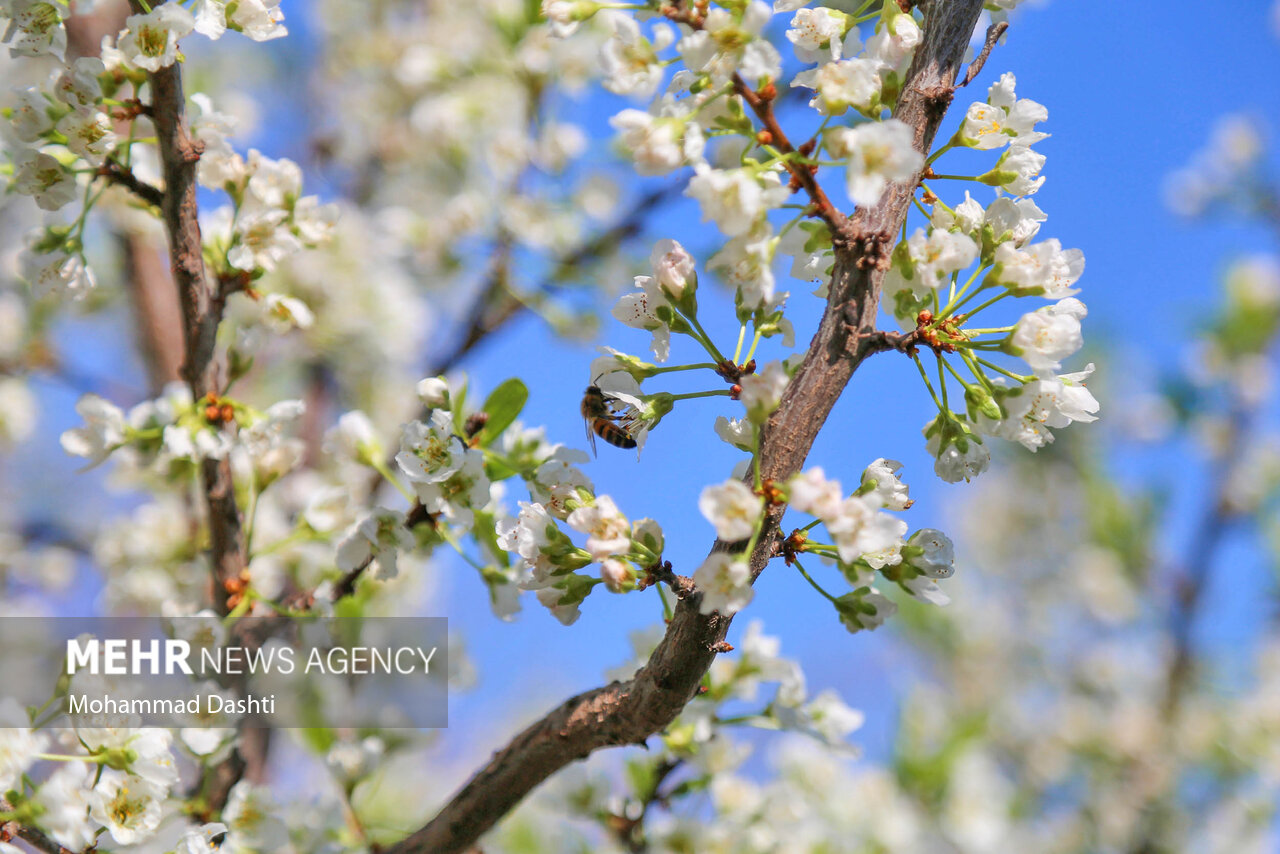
[385,3,983,852]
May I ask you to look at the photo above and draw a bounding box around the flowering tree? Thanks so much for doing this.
[0,0,1164,850]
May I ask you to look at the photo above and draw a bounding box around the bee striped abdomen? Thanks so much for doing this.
[581,384,638,454]
[592,419,638,448]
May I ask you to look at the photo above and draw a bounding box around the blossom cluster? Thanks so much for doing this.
[0,706,282,850]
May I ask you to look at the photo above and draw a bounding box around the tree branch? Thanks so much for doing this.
[134,5,246,619]
[384,3,983,852]
[960,21,1008,87]
[133,2,252,810]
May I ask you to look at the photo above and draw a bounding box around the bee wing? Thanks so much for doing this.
[584,416,597,457]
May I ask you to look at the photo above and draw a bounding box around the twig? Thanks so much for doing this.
[733,74,846,234]
[97,160,165,208]
[383,4,985,852]
[960,21,1008,87]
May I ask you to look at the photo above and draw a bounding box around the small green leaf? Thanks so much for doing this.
[476,377,528,446]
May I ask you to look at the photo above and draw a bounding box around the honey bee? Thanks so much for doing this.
[581,385,638,455]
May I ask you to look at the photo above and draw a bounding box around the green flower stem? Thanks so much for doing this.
[651,362,719,374]
[976,356,1030,384]
[925,140,955,166]
[910,193,931,219]
[36,753,105,764]
[963,290,1012,320]
[371,458,415,503]
[940,356,972,390]
[733,324,747,364]
[222,592,255,627]
[669,389,734,402]
[912,353,944,410]
[657,584,673,622]
[743,330,763,364]
[929,173,979,181]
[438,527,488,572]
[939,265,989,316]
[936,353,950,409]
[793,558,838,603]
[959,349,999,392]
[683,309,727,363]
[243,467,260,556]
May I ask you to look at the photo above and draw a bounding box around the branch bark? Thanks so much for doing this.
[134,8,247,618]
[385,3,982,852]
[132,2,253,809]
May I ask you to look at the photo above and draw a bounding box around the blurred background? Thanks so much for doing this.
[3,0,1280,850]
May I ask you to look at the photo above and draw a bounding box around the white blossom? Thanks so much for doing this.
[610,110,688,176]
[714,415,753,450]
[739,360,789,423]
[21,249,96,300]
[90,771,166,845]
[396,410,465,483]
[536,584,581,625]
[907,528,955,578]
[176,823,230,854]
[3,0,66,58]
[600,15,671,98]
[61,394,126,462]
[34,761,96,849]
[992,238,1085,298]
[827,119,923,207]
[786,7,848,64]
[649,238,697,300]
[10,87,52,141]
[700,479,763,542]
[117,3,194,71]
[693,552,754,615]
[862,458,911,511]
[223,781,289,849]
[789,467,844,520]
[686,167,789,237]
[12,150,77,210]
[335,508,414,580]
[1011,297,1087,374]
[0,698,44,791]
[985,365,1101,450]
[567,494,631,561]
[791,57,882,116]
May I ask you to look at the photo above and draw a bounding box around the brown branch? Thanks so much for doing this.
[733,74,846,234]
[133,2,245,618]
[97,160,165,208]
[960,21,1008,87]
[132,0,252,810]
[384,3,984,852]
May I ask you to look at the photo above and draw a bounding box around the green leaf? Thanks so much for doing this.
[476,378,528,446]
[451,377,470,437]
